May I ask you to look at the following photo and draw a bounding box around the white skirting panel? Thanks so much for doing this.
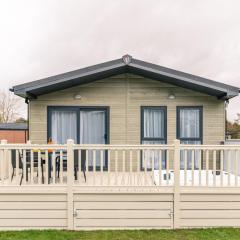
[0,191,67,230]
[1,187,240,230]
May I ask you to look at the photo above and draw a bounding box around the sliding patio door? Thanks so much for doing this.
[48,107,108,170]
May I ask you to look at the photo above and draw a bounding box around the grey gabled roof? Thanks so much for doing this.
[0,123,28,130]
[11,55,239,100]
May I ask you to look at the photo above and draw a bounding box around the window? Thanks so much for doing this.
[177,106,202,169]
[48,107,109,170]
[141,107,167,169]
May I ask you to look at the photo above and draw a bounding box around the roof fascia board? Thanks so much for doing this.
[13,59,125,93]
[129,60,239,95]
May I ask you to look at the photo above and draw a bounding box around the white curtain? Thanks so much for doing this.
[80,110,106,167]
[51,110,77,144]
[143,108,166,170]
[180,109,200,138]
[80,111,105,144]
[144,108,164,138]
[179,109,201,169]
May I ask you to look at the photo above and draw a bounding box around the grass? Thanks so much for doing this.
[0,229,240,240]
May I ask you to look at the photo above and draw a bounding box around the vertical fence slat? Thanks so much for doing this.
[206,150,209,186]
[151,150,154,186]
[144,150,148,185]
[238,150,240,186]
[198,150,202,186]
[227,150,230,186]
[60,150,63,184]
[4,148,7,184]
[130,150,133,186]
[0,149,4,185]
[184,150,187,186]
[191,150,194,186]
[22,150,26,185]
[213,150,216,186]
[159,150,162,186]
[108,150,111,186]
[78,150,81,184]
[122,150,125,185]
[115,150,118,185]
[45,150,49,185]
[220,150,223,186]
[52,151,56,184]
[166,150,169,186]
[8,150,11,184]
[30,150,34,184]
[93,150,96,185]
[85,150,88,185]
[37,150,41,184]
[16,150,19,184]
[0,140,8,185]
[137,150,141,186]
[235,150,238,187]
[100,150,103,185]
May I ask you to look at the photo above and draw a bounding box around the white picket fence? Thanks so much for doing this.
[0,139,240,188]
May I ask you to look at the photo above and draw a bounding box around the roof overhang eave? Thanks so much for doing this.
[10,56,240,100]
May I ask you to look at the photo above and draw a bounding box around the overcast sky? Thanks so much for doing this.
[0,0,239,121]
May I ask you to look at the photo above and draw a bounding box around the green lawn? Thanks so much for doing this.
[0,229,240,240]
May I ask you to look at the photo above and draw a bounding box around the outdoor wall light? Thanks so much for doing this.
[168,93,176,99]
[74,94,82,100]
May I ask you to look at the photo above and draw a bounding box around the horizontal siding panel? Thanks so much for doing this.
[181,218,240,227]
[181,202,240,210]
[0,226,65,230]
[0,202,66,210]
[0,194,67,202]
[181,194,240,202]
[77,209,170,219]
[74,218,172,228]
[181,209,240,219]
[0,209,67,218]
[74,194,173,202]
[0,219,66,227]
[74,202,172,210]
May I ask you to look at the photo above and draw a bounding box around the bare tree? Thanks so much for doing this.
[0,90,24,123]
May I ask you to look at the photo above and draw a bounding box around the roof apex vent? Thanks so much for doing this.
[122,54,132,65]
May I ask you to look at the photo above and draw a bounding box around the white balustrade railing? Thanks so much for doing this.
[0,140,67,186]
[180,145,240,187]
[73,144,174,187]
[0,139,240,188]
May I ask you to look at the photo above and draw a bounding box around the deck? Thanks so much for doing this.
[0,139,240,230]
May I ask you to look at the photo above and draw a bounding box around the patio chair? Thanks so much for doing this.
[11,150,45,185]
[55,150,86,182]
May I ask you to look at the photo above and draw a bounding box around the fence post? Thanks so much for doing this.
[67,139,74,230]
[173,139,180,229]
[1,140,8,183]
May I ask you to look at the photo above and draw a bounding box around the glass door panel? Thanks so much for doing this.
[79,110,107,169]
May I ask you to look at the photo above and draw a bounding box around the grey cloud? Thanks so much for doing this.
[0,0,239,120]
